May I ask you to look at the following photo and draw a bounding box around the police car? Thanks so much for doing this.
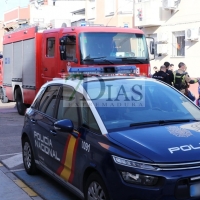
[22,66,200,200]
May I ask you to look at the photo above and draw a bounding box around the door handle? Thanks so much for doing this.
[50,130,57,136]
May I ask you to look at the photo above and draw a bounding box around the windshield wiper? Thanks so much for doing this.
[115,57,144,64]
[130,119,199,127]
[83,56,114,64]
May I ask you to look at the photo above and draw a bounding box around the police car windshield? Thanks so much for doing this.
[83,79,200,131]
[79,32,149,64]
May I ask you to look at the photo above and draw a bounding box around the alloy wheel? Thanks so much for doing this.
[88,181,106,200]
[23,142,32,169]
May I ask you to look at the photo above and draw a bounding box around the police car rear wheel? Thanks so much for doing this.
[85,172,109,200]
[22,137,37,175]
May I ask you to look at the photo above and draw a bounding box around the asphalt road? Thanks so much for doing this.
[0,101,81,200]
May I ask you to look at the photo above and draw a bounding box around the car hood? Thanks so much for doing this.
[108,122,200,163]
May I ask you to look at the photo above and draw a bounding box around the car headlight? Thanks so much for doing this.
[121,172,158,186]
[112,155,159,171]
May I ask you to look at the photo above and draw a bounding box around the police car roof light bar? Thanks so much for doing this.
[68,66,137,75]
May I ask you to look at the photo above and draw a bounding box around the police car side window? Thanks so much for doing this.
[77,93,101,134]
[38,85,60,117]
[31,87,45,109]
[56,86,79,129]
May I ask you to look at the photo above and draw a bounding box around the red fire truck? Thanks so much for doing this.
[0,25,154,115]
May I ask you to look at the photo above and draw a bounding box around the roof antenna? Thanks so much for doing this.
[106,0,133,27]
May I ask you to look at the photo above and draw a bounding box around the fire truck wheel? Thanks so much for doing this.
[15,88,27,115]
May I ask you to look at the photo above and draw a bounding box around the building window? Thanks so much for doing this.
[172,31,185,57]
[46,38,55,57]
[105,0,115,16]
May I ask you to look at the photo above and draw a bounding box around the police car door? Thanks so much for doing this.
[70,93,102,185]
[51,85,81,183]
[33,85,60,172]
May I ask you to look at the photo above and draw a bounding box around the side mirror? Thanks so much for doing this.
[59,45,66,60]
[150,41,155,55]
[59,36,68,45]
[146,37,155,60]
[54,119,74,133]
[59,36,68,60]
[54,119,79,138]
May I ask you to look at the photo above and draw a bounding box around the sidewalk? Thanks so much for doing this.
[0,101,17,113]
[0,102,43,200]
[0,163,43,200]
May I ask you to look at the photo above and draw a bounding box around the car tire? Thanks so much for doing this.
[22,137,38,175]
[84,172,110,200]
[15,88,26,115]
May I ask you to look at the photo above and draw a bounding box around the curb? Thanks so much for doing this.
[0,162,43,200]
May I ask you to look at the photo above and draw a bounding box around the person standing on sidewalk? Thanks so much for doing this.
[152,65,170,84]
[174,62,199,101]
[169,64,174,72]
[151,66,158,77]
[164,61,174,86]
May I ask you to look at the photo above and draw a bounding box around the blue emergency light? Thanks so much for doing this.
[80,22,86,26]
[68,66,136,75]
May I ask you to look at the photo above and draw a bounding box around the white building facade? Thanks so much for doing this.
[135,0,200,77]
[29,0,85,28]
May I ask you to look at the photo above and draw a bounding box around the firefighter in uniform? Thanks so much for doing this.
[152,65,170,84]
[174,62,199,95]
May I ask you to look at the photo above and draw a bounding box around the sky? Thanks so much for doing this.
[0,0,30,20]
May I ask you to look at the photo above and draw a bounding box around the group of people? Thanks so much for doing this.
[152,62,174,86]
[152,62,200,103]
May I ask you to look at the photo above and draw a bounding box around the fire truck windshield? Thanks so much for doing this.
[79,32,149,65]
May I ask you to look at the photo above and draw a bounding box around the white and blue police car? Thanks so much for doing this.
[22,66,200,200]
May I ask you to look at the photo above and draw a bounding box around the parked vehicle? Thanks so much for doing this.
[22,66,200,200]
[0,25,154,115]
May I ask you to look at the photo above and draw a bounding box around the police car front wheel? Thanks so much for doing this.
[22,137,38,175]
[85,172,110,200]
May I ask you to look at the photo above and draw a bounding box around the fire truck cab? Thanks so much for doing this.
[0,25,154,115]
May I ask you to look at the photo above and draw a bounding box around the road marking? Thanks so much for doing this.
[13,179,38,197]
[0,152,21,157]
[2,153,23,169]
[23,187,38,197]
